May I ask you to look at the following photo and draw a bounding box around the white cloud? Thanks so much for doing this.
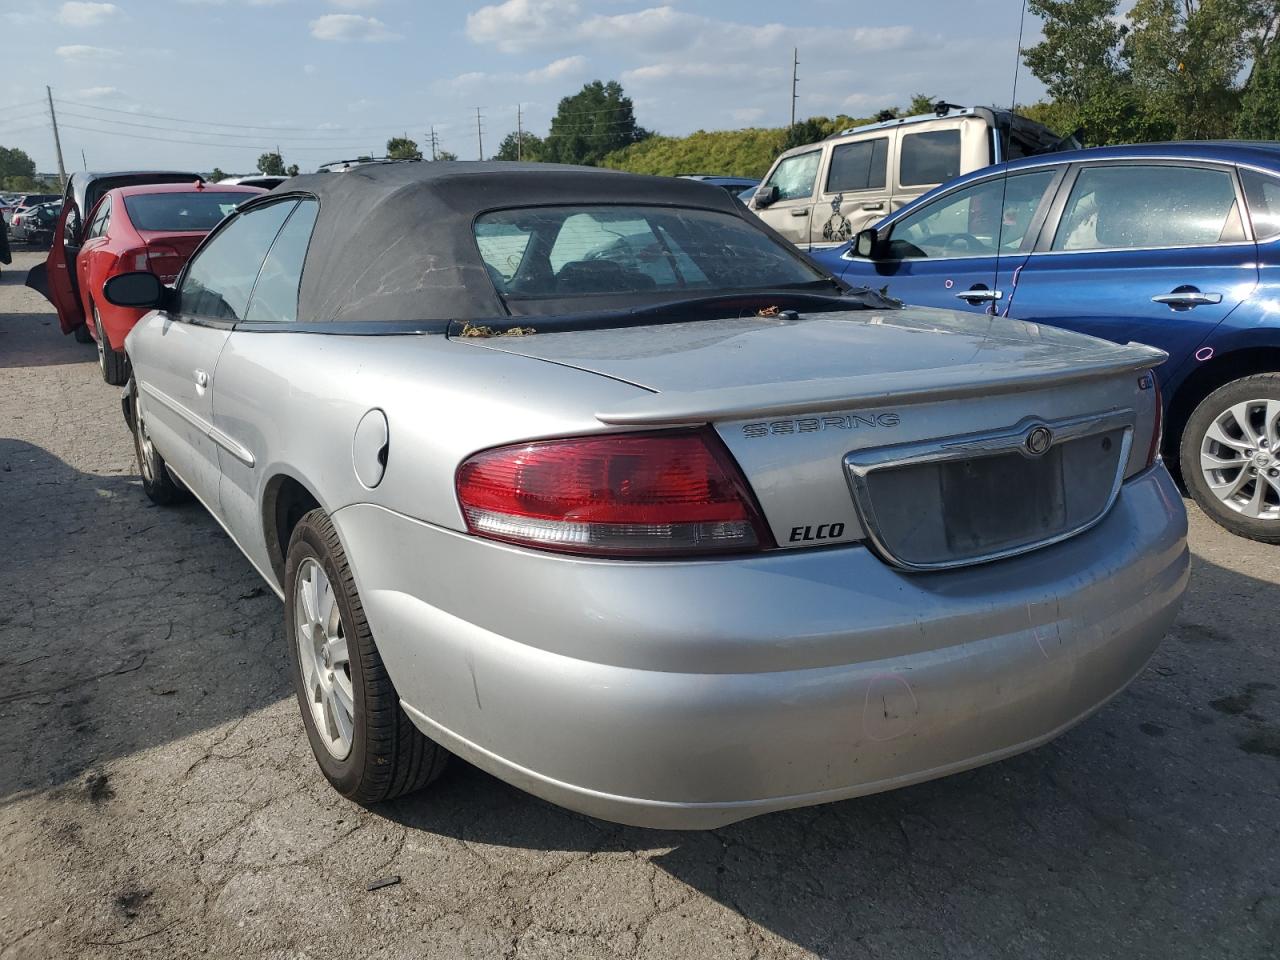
[74,85,120,99]
[55,44,121,60]
[303,63,319,75]
[57,2,120,27]
[434,56,588,95]
[523,55,587,83]
[309,13,398,41]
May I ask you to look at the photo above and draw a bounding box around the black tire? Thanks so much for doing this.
[1180,373,1280,543]
[284,508,448,803]
[94,306,130,386]
[129,380,189,506]
[73,323,93,343]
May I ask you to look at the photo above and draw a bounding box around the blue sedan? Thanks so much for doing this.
[813,141,1280,543]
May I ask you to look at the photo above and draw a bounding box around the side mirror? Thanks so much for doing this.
[103,271,167,309]
[753,184,780,209]
[853,227,880,259]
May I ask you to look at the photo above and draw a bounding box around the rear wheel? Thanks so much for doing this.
[284,509,448,803]
[1180,373,1280,543]
[129,380,188,506]
[94,305,130,386]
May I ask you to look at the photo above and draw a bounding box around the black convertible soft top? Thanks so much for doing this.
[268,161,785,325]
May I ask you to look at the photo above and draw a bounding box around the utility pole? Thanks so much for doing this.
[516,104,523,161]
[475,107,484,161]
[46,86,67,191]
[428,125,438,161]
[790,48,799,128]
[80,149,87,171]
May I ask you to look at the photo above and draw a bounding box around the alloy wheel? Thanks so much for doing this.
[134,408,158,484]
[294,558,355,760]
[1199,398,1280,521]
[94,309,106,376]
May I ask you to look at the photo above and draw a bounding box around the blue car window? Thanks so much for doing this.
[1053,165,1243,252]
[764,150,821,202]
[1242,169,1280,241]
[889,170,1056,259]
[827,138,888,193]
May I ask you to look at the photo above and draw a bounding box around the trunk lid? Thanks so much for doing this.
[457,306,1166,569]
[138,230,205,283]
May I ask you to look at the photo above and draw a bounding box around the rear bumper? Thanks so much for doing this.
[332,465,1188,829]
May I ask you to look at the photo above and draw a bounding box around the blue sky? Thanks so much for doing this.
[1,0,1046,174]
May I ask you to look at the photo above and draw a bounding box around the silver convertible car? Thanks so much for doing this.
[105,162,1189,829]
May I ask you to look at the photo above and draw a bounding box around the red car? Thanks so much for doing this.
[67,181,264,384]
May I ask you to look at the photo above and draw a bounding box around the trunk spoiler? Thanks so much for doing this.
[595,342,1167,426]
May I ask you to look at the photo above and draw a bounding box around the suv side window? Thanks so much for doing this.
[1052,164,1245,251]
[764,150,821,202]
[176,200,297,321]
[888,169,1057,259]
[243,199,319,324]
[1241,169,1280,241]
[900,130,962,187]
[826,138,888,193]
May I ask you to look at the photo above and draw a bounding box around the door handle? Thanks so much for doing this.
[1151,291,1222,307]
[955,289,1003,303]
[194,369,209,389]
[790,208,809,217]
[861,202,885,211]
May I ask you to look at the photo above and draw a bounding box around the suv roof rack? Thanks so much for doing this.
[316,157,423,173]
[830,103,1001,139]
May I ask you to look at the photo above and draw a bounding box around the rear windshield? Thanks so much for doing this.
[474,205,825,307]
[123,192,250,232]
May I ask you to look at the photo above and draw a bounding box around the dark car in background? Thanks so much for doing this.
[9,200,61,245]
[2,193,59,225]
[814,141,1280,543]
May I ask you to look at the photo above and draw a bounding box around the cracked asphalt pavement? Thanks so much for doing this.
[1,249,1278,959]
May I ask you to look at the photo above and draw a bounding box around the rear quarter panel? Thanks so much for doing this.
[209,330,648,590]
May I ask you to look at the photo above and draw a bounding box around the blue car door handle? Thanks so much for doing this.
[955,289,1003,303]
[1152,290,1223,307]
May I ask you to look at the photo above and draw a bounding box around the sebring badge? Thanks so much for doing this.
[1024,425,1054,456]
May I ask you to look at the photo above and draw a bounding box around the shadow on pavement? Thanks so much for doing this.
[0,438,291,802]
[375,547,1280,958]
[4,429,1279,957]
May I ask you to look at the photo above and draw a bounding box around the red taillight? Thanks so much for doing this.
[456,429,773,557]
[1145,373,1164,468]
[121,245,182,274]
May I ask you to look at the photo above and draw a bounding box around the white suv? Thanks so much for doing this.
[749,104,1076,250]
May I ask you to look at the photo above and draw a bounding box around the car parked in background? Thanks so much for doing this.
[678,174,760,196]
[814,140,1280,543]
[74,182,264,384]
[26,169,202,344]
[9,199,61,245]
[217,175,288,189]
[3,193,57,224]
[749,104,1078,251]
[105,161,1185,828]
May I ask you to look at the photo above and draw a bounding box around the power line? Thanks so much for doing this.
[0,109,50,128]
[0,121,49,135]
[54,110,398,143]
[57,123,377,153]
[0,98,46,113]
